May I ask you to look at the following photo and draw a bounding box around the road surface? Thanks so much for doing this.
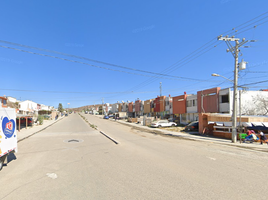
[1,113,268,200]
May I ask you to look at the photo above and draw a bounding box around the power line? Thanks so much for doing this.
[0,45,215,82]
[244,71,268,73]
[120,12,268,94]
[0,87,166,94]
[239,79,268,87]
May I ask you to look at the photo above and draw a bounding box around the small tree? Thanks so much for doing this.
[252,94,268,115]
[58,103,64,112]
[38,115,44,125]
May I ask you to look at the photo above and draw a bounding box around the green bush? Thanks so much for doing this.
[38,115,44,125]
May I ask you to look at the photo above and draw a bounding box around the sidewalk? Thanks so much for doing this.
[94,115,268,152]
[17,116,65,142]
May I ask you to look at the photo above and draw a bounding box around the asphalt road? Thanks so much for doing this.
[1,113,268,200]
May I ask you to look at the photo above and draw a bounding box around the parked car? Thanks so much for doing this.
[151,120,177,128]
[185,121,199,131]
[16,117,33,126]
[103,115,109,119]
[168,117,175,122]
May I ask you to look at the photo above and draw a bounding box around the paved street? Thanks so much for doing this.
[1,113,268,200]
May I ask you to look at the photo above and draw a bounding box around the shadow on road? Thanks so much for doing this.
[4,152,17,167]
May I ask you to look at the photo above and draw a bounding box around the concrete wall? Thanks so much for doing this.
[144,100,151,114]
[159,96,166,112]
[135,100,141,112]
[128,102,133,112]
[197,87,220,113]
[173,94,187,114]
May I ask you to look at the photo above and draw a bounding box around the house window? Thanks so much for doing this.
[187,101,191,107]
[207,92,216,96]
[187,100,196,107]
[221,95,229,103]
[192,100,196,106]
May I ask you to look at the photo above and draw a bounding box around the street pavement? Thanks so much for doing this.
[17,114,268,152]
[17,116,65,142]
[3,113,268,200]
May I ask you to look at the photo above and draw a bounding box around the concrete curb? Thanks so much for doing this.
[99,131,119,144]
[18,117,65,143]
[113,118,268,152]
[78,113,118,144]
[81,114,268,152]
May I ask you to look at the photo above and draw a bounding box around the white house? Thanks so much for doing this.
[7,96,19,104]
[40,104,54,111]
[121,102,128,112]
[219,88,268,115]
[111,103,119,114]
[165,96,173,116]
[186,94,198,122]
[19,100,39,115]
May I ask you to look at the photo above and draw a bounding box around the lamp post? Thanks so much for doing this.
[211,73,234,83]
[217,35,252,143]
[212,73,238,142]
[67,103,70,113]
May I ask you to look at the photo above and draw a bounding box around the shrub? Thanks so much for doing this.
[38,115,44,125]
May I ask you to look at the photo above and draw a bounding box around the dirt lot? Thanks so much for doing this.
[162,126,186,132]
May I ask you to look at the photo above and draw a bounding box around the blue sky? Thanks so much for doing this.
[0,0,268,109]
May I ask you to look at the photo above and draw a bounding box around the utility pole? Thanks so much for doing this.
[102,98,104,115]
[160,82,162,97]
[218,35,250,143]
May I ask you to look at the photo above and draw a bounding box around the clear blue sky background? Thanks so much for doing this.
[1,0,267,109]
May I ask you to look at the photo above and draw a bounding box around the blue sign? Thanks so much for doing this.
[2,117,15,138]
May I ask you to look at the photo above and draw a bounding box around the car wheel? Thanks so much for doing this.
[171,124,175,127]
[158,125,162,128]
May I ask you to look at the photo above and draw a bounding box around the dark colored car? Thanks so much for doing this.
[103,115,109,119]
[185,121,199,131]
[16,117,33,126]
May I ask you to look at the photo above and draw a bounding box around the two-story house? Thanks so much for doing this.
[0,96,7,108]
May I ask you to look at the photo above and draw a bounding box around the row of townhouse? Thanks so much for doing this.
[2,96,55,115]
[107,87,268,125]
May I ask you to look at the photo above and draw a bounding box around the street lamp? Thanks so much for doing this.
[211,73,234,83]
[211,73,237,143]
[216,35,252,143]
[67,103,70,113]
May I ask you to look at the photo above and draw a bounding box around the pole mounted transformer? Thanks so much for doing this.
[218,35,252,143]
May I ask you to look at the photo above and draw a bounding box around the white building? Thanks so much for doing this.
[7,96,19,104]
[40,104,54,111]
[186,94,198,122]
[19,100,39,115]
[121,102,128,112]
[219,88,268,115]
[165,96,173,115]
[110,103,119,114]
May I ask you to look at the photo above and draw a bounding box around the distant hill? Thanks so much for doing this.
[70,104,102,112]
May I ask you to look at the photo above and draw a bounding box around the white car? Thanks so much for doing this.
[151,120,177,128]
